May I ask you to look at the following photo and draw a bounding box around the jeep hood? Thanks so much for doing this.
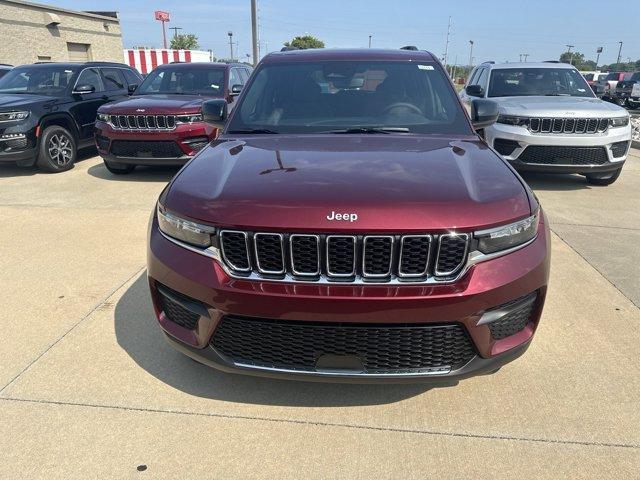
[0,93,55,109]
[496,95,628,117]
[99,94,209,114]
[165,135,532,232]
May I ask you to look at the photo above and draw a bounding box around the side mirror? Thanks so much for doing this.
[230,84,243,95]
[202,99,228,129]
[465,84,484,97]
[470,99,499,130]
[73,84,95,95]
[127,84,138,94]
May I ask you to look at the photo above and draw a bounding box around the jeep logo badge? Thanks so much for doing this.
[327,211,358,222]
[136,109,146,112]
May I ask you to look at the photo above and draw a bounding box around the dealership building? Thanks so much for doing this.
[0,0,123,66]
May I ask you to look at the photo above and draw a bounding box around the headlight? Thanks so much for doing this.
[176,114,203,124]
[97,113,110,122]
[157,203,216,248]
[496,115,529,127]
[609,116,629,128]
[475,212,539,254]
[0,111,29,122]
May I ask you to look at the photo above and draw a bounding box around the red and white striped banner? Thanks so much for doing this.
[124,49,211,74]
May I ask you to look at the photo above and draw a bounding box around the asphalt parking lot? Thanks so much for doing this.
[1,150,639,479]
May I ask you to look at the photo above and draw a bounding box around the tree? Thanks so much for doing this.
[284,35,324,50]
[559,51,585,68]
[170,33,199,50]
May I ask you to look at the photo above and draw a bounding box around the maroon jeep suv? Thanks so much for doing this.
[94,62,252,174]
[147,48,550,383]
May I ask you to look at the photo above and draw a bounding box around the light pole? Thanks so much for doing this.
[169,26,182,40]
[523,53,529,62]
[616,41,623,69]
[565,44,574,65]
[468,40,474,71]
[251,0,258,66]
[443,16,451,73]
[228,31,234,61]
[368,35,372,48]
[595,47,603,68]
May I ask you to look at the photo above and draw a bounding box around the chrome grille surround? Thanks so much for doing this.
[528,117,609,134]
[216,231,473,284]
[107,114,177,131]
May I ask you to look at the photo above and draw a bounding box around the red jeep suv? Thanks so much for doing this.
[147,49,550,383]
[94,62,252,174]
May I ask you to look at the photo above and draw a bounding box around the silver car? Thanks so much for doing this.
[460,62,632,186]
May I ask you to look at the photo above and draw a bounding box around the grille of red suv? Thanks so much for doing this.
[218,230,470,282]
[211,316,476,374]
[108,114,176,131]
[528,117,609,134]
[110,140,184,159]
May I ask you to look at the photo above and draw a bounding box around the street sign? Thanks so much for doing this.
[154,11,170,22]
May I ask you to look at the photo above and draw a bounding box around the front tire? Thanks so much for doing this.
[585,167,622,186]
[103,160,135,175]
[36,125,76,172]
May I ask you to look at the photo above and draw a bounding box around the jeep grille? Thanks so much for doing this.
[528,117,609,134]
[219,230,470,283]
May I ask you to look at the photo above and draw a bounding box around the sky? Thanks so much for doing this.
[49,0,639,65]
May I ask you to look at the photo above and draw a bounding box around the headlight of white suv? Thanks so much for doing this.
[157,203,216,248]
[475,211,539,254]
[496,115,529,127]
[0,111,29,122]
[609,116,629,128]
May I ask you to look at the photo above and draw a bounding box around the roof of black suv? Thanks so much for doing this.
[26,61,134,69]
[154,62,246,70]
[264,48,438,63]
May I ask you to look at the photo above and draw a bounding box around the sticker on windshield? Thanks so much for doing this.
[418,65,434,70]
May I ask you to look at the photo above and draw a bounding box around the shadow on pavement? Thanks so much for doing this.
[519,172,591,191]
[0,147,97,178]
[115,274,434,406]
[87,162,181,183]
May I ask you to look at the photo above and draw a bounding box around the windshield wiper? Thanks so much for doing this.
[544,93,571,96]
[228,128,279,134]
[322,127,410,134]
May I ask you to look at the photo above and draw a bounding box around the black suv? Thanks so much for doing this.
[0,62,142,172]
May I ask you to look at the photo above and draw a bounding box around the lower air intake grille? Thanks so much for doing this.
[488,292,538,340]
[610,141,629,158]
[518,146,608,165]
[493,138,520,156]
[158,287,200,330]
[110,140,184,158]
[211,316,476,373]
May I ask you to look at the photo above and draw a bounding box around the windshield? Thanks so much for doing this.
[0,65,78,95]
[488,67,594,98]
[137,66,225,96]
[227,60,471,134]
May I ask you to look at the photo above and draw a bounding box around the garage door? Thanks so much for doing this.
[67,43,91,62]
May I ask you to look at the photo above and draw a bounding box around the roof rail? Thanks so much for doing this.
[481,61,495,65]
[400,45,418,51]
[544,60,561,63]
[280,46,301,52]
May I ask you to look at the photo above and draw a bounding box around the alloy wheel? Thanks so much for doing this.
[48,133,73,166]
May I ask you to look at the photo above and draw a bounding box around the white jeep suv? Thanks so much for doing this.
[460,62,632,186]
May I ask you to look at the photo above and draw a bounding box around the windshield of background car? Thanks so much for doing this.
[227,60,472,134]
[488,67,594,97]
[0,65,78,95]
[137,67,225,96]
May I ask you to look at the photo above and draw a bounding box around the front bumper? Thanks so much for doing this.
[146,211,551,383]
[486,122,631,174]
[94,120,214,166]
[0,123,38,166]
